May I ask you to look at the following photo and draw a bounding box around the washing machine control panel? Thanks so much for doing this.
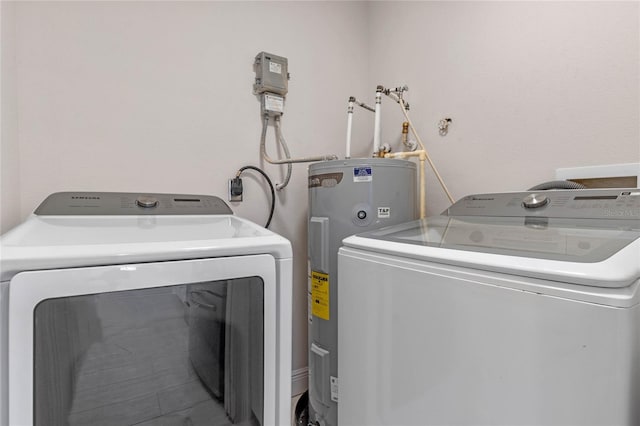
[447,189,640,219]
[34,192,232,215]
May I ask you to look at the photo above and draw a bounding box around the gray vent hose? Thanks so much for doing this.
[528,180,587,191]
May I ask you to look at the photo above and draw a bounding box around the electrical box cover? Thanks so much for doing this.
[254,52,289,96]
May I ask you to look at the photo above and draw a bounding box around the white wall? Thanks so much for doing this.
[2,1,370,376]
[1,1,20,232]
[369,1,640,215]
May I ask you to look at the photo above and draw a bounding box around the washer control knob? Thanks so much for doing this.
[357,210,367,220]
[522,193,549,209]
[136,196,159,208]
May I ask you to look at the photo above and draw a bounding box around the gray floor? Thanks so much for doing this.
[66,290,236,426]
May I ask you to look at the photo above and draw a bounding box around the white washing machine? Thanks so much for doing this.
[338,189,640,426]
[0,192,292,426]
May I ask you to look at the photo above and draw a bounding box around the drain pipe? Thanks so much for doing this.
[395,97,455,204]
[384,150,428,218]
[381,85,455,212]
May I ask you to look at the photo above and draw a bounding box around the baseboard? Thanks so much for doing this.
[291,367,308,397]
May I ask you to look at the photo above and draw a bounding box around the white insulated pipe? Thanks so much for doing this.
[346,99,354,159]
[373,88,383,156]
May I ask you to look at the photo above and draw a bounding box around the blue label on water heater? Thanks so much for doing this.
[353,167,372,182]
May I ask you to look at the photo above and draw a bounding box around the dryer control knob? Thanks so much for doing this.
[522,193,549,209]
[136,196,159,208]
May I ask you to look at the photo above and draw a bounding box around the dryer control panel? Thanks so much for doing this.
[34,192,232,215]
[446,189,640,219]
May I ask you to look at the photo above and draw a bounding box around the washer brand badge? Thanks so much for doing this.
[378,207,391,218]
[353,167,372,182]
[308,172,344,188]
[71,196,100,200]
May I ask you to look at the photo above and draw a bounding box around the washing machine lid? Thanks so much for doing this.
[343,189,640,288]
[0,192,291,281]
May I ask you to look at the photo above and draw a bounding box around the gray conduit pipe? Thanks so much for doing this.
[274,118,293,191]
[260,116,337,191]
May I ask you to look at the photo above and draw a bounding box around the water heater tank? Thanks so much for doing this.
[307,158,417,426]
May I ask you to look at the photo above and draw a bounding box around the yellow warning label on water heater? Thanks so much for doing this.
[311,271,330,320]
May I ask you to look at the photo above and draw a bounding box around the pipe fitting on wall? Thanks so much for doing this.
[438,118,452,136]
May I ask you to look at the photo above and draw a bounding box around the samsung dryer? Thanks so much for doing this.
[0,192,292,426]
[338,189,640,426]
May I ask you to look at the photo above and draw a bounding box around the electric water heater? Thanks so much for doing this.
[307,158,417,426]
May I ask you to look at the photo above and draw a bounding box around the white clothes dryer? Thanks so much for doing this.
[338,189,640,426]
[0,192,292,426]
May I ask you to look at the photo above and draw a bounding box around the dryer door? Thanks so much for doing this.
[8,255,278,426]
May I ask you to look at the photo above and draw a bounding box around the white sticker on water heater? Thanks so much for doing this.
[353,167,372,182]
[378,207,391,219]
[330,376,339,402]
[377,207,390,218]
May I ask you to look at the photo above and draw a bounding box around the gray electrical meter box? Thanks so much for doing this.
[253,52,289,96]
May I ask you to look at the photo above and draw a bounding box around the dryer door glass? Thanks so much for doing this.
[33,277,264,426]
